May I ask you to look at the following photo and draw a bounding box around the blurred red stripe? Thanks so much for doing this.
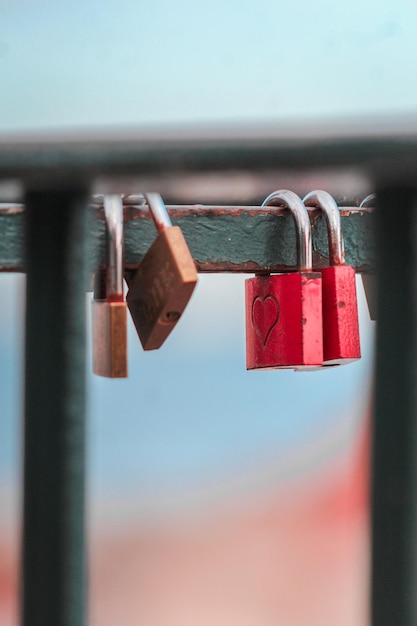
[0,420,369,626]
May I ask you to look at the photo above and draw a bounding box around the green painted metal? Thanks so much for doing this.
[0,119,417,182]
[0,205,375,274]
[22,188,90,626]
[0,207,25,271]
[372,186,417,625]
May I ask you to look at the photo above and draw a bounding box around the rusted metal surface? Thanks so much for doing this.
[123,204,371,220]
[0,202,375,275]
[126,226,198,351]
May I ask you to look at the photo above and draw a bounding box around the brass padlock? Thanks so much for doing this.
[127,193,198,350]
[92,195,128,378]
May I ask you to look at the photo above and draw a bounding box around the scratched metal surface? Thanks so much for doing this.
[0,204,375,274]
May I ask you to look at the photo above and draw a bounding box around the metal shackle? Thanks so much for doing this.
[262,189,312,271]
[144,192,173,233]
[360,193,376,208]
[303,190,344,267]
[103,194,124,298]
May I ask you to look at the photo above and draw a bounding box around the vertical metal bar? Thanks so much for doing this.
[22,187,90,626]
[372,186,417,625]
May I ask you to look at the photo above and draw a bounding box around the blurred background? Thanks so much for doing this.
[2,0,416,623]
[2,0,417,130]
[0,272,373,626]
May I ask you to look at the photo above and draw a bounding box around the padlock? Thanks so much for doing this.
[303,190,361,365]
[126,193,198,350]
[92,194,128,378]
[245,190,323,370]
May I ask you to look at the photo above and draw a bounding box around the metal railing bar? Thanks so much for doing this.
[0,203,375,274]
[372,186,417,625]
[22,187,90,626]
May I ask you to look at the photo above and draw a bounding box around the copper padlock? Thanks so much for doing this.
[92,195,128,378]
[245,190,323,370]
[304,190,361,366]
[127,193,198,350]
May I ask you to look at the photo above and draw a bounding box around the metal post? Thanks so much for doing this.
[372,186,417,624]
[22,187,90,626]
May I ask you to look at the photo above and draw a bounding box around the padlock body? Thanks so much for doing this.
[245,272,323,370]
[320,265,361,365]
[127,226,197,350]
[92,299,128,378]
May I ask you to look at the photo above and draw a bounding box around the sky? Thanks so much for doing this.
[1,0,417,132]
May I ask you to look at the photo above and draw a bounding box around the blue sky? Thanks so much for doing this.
[1,0,417,131]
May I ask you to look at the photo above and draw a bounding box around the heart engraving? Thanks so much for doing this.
[252,295,280,347]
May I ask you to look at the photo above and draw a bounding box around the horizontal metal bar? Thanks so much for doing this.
[0,203,375,275]
[0,117,417,187]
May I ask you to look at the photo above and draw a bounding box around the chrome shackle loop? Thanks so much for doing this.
[303,190,345,266]
[262,189,312,272]
[144,192,172,233]
[103,195,124,298]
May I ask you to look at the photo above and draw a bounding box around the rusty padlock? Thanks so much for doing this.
[245,190,323,370]
[92,194,128,378]
[126,193,198,350]
[303,190,361,365]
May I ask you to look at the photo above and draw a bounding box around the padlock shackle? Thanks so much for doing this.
[104,195,124,298]
[262,190,312,271]
[303,190,345,266]
[360,193,376,208]
[145,193,173,233]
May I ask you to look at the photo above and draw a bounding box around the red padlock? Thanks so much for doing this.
[245,190,323,370]
[303,190,361,365]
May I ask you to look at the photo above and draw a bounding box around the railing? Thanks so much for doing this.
[0,121,416,626]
